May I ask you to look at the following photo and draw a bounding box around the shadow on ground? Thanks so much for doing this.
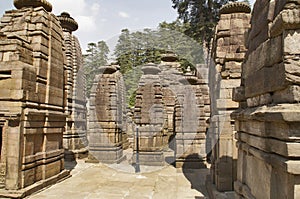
[64,150,78,171]
[64,160,78,171]
[182,154,209,199]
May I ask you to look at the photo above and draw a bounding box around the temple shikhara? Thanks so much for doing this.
[0,0,299,198]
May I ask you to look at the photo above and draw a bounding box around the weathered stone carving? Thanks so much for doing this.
[233,1,300,198]
[133,63,165,166]
[58,12,88,160]
[219,2,251,15]
[13,0,52,12]
[88,65,126,163]
[58,12,78,33]
[0,0,69,197]
[208,2,251,197]
[132,53,210,168]
[175,73,207,168]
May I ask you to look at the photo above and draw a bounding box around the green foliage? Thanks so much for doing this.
[83,41,110,97]
[171,0,238,47]
[114,29,162,74]
[114,21,204,107]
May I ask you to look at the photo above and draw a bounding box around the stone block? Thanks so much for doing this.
[218,14,231,31]
[216,99,239,109]
[232,86,245,102]
[243,36,283,78]
[245,63,288,98]
[238,131,300,157]
[273,85,300,103]
[44,161,62,179]
[220,79,241,89]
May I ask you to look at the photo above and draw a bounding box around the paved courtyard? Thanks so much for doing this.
[27,158,209,199]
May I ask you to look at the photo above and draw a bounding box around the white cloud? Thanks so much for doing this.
[48,0,87,16]
[91,3,101,15]
[118,11,130,18]
[76,16,97,33]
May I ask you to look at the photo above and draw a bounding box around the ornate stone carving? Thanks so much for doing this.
[219,2,251,15]
[57,12,79,33]
[0,3,68,197]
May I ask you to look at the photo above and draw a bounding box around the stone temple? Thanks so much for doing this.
[0,0,69,197]
[0,0,299,198]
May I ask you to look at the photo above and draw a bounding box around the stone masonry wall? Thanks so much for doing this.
[233,0,300,198]
[0,1,69,196]
[208,2,251,194]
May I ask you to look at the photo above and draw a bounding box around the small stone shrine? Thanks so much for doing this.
[88,65,126,163]
[134,63,165,166]
[0,0,69,197]
[58,12,88,160]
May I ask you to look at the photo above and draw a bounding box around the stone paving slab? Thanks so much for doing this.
[27,160,209,199]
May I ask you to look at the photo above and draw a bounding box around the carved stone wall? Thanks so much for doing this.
[133,54,209,168]
[208,2,251,195]
[0,0,69,197]
[134,63,165,166]
[233,0,300,198]
[88,65,126,163]
[161,54,210,168]
[58,12,88,160]
[174,72,207,168]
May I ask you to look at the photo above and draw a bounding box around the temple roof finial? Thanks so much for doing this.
[220,2,251,15]
[14,0,53,12]
[57,12,79,33]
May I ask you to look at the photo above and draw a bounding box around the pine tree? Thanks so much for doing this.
[83,41,110,97]
[113,22,205,107]
[171,0,238,47]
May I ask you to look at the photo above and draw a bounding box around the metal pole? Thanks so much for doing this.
[135,126,140,173]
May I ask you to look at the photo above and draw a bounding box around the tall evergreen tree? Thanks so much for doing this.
[84,41,110,97]
[114,22,204,107]
[171,0,237,47]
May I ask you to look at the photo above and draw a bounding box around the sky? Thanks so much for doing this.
[0,0,255,53]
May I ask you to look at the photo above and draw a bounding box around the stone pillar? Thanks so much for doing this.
[58,12,88,160]
[208,2,251,196]
[133,63,165,166]
[0,0,69,197]
[88,65,126,163]
[233,1,300,198]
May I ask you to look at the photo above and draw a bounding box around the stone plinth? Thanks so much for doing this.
[208,2,251,195]
[232,1,300,198]
[58,12,88,160]
[0,1,69,197]
[88,65,126,164]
